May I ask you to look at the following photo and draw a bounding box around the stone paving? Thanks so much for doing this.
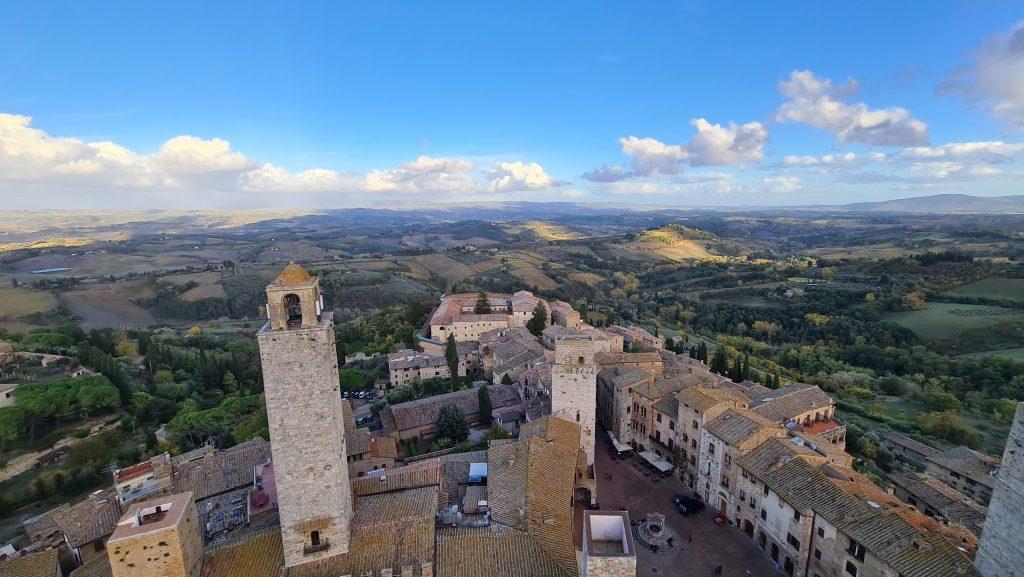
[595,438,785,577]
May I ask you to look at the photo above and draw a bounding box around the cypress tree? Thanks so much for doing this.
[445,334,460,388]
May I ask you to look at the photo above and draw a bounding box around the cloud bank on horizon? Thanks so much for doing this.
[2,14,1023,210]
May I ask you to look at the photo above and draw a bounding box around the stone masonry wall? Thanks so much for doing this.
[975,402,1024,577]
[109,501,203,577]
[552,338,611,468]
[258,316,353,568]
[585,555,637,577]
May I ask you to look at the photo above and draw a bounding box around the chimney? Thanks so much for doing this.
[421,562,433,577]
[380,570,393,577]
[401,566,414,577]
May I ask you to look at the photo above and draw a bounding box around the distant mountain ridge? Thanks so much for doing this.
[817,194,1024,213]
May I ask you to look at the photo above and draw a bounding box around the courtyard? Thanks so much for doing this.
[595,437,785,577]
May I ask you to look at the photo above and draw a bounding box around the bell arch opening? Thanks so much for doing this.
[284,293,302,326]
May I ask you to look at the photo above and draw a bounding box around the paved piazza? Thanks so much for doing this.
[595,436,784,577]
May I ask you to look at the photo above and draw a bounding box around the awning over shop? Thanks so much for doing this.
[607,431,633,453]
[639,450,674,473]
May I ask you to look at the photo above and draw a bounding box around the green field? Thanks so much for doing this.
[948,277,1024,302]
[0,287,57,317]
[884,302,1024,340]
[963,348,1024,362]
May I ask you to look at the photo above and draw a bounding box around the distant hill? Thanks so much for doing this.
[821,194,1024,214]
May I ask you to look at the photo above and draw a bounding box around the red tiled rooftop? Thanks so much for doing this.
[114,460,154,483]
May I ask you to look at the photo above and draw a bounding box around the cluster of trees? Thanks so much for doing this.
[0,375,120,447]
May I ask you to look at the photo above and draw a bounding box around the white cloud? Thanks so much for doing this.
[940,21,1024,131]
[0,113,570,207]
[488,161,557,193]
[897,141,1024,162]
[619,136,688,176]
[763,176,801,193]
[154,135,255,175]
[365,155,476,193]
[686,118,767,166]
[782,152,858,165]
[776,70,929,146]
[581,164,628,182]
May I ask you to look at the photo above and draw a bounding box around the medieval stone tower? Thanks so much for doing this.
[257,263,352,568]
[975,402,1023,577]
[551,335,611,470]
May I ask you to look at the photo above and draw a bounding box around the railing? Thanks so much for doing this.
[304,540,331,555]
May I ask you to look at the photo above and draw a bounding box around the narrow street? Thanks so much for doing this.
[595,437,785,577]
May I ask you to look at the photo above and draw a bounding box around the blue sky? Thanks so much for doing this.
[2,1,1023,209]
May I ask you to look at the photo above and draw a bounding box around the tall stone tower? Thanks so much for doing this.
[257,263,352,568]
[975,402,1023,577]
[551,335,610,470]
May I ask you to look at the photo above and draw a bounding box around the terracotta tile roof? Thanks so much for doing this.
[0,549,59,577]
[493,349,545,376]
[652,395,678,417]
[735,437,824,477]
[487,416,581,576]
[201,531,282,577]
[927,446,999,485]
[750,383,834,423]
[67,552,112,577]
[388,352,448,371]
[381,385,518,434]
[284,513,435,577]
[747,450,976,577]
[705,409,780,446]
[883,433,939,458]
[113,459,154,483]
[271,262,312,286]
[370,435,398,459]
[51,489,122,547]
[594,352,662,366]
[351,459,442,498]
[436,526,570,577]
[888,472,988,536]
[171,438,270,501]
[674,386,747,413]
[597,368,652,391]
[634,372,698,400]
[341,400,370,456]
[352,486,439,526]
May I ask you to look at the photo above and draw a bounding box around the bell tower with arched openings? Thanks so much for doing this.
[257,262,352,568]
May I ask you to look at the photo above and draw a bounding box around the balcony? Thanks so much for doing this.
[648,434,675,454]
[304,540,331,555]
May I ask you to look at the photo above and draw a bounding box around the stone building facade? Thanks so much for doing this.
[107,492,203,577]
[551,335,610,471]
[257,264,353,568]
[975,402,1024,577]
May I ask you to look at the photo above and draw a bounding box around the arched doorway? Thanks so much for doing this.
[784,557,794,576]
[284,294,302,325]
[743,520,754,537]
[770,543,779,562]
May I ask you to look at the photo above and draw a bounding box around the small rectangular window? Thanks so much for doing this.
[760,509,767,520]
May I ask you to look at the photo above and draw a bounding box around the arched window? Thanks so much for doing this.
[284,294,302,325]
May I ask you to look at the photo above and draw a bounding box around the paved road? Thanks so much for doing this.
[595,438,784,577]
